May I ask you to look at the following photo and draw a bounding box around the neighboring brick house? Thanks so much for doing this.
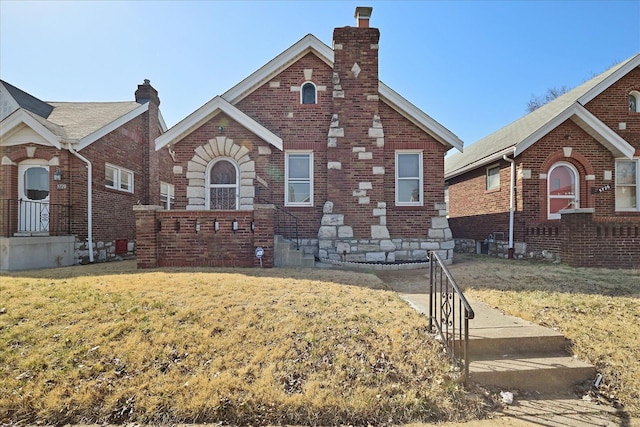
[135,7,463,269]
[0,79,172,270]
[445,53,640,268]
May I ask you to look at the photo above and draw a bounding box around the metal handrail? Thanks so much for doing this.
[428,251,475,385]
[256,198,300,250]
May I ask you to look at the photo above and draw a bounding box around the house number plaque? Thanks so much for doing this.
[56,183,67,190]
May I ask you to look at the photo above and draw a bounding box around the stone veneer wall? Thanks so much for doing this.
[319,201,454,263]
[74,238,136,264]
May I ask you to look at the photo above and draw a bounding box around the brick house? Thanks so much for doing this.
[135,7,463,269]
[445,53,640,268]
[0,79,172,270]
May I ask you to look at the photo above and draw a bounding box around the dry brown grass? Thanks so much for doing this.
[447,254,640,416]
[0,261,488,425]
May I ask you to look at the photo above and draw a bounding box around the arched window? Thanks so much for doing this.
[629,91,640,112]
[547,162,579,219]
[301,82,316,104]
[207,159,239,210]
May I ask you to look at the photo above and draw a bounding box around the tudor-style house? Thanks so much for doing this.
[134,7,463,268]
[445,53,640,268]
[0,79,172,270]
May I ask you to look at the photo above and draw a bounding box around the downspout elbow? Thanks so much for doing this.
[68,145,94,263]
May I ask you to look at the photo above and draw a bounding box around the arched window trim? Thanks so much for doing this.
[205,157,239,210]
[547,161,580,220]
[300,81,317,105]
[629,90,640,112]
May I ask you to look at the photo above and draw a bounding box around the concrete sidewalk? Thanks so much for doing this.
[396,290,631,427]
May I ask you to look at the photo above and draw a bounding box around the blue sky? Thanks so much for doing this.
[1,0,639,149]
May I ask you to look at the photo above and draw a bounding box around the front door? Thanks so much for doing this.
[18,162,50,234]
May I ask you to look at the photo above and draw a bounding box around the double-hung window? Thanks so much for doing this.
[105,163,134,193]
[486,165,500,191]
[395,151,423,206]
[160,182,175,210]
[285,152,313,206]
[615,159,638,211]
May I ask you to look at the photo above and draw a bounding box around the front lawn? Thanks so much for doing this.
[0,262,487,425]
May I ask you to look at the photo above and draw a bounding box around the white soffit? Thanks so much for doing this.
[0,109,61,149]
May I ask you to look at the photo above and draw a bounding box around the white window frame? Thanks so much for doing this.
[160,181,175,210]
[486,164,501,191]
[547,161,579,220]
[395,150,423,206]
[615,158,639,212]
[629,91,640,112]
[285,151,313,207]
[105,163,134,193]
[300,82,317,105]
[206,158,239,210]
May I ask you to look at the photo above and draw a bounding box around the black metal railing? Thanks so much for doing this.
[256,198,300,250]
[428,251,475,385]
[0,199,72,237]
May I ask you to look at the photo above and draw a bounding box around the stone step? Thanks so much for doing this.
[469,354,595,393]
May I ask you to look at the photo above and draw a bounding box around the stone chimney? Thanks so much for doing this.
[320,7,394,263]
[135,79,160,106]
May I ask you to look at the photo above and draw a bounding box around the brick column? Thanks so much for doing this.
[253,204,275,268]
[134,205,162,268]
[560,209,596,267]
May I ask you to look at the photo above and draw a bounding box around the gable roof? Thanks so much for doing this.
[158,34,463,152]
[0,80,163,151]
[1,80,54,119]
[445,53,640,179]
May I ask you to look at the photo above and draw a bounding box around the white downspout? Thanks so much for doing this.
[69,145,94,263]
[503,154,515,259]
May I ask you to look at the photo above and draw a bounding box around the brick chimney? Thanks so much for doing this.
[135,79,161,205]
[135,79,160,106]
[320,7,393,262]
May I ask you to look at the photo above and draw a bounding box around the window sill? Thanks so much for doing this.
[485,187,501,194]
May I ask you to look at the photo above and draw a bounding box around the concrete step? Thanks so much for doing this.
[470,354,595,393]
[274,235,314,267]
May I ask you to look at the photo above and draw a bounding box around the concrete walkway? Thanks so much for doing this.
[391,288,632,426]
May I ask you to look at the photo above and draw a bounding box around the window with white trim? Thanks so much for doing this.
[160,182,175,210]
[547,162,579,219]
[301,82,317,104]
[207,159,239,210]
[615,159,638,211]
[486,165,500,190]
[395,151,423,206]
[629,91,640,112]
[285,152,313,206]
[105,163,133,193]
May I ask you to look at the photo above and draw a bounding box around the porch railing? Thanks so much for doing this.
[257,198,300,250]
[428,251,475,385]
[0,199,72,237]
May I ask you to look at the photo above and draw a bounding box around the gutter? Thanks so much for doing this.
[68,145,94,263]
[502,154,515,259]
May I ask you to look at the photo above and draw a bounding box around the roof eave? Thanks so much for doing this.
[379,83,464,152]
[222,34,334,105]
[155,96,283,151]
[0,109,62,149]
[76,102,149,151]
[577,53,640,105]
[445,146,515,180]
